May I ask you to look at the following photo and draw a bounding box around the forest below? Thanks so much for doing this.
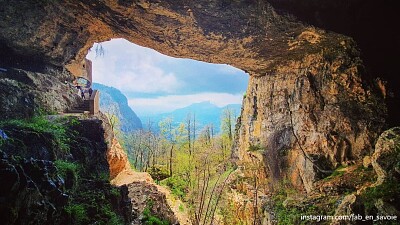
[108,108,243,224]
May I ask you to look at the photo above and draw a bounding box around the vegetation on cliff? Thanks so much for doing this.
[0,115,130,225]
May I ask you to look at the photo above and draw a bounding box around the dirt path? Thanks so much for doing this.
[111,169,192,225]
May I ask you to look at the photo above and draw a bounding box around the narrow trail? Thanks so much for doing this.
[112,169,192,225]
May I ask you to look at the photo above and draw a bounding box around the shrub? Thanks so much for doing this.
[148,165,170,181]
[55,160,79,188]
[142,200,170,225]
[65,204,87,224]
[161,175,188,198]
[101,205,123,225]
[361,178,400,212]
[0,116,71,152]
[323,165,346,180]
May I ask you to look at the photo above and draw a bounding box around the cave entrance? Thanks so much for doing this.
[85,38,249,131]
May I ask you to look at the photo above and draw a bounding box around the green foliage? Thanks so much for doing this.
[148,166,170,181]
[161,175,188,199]
[272,185,337,225]
[98,171,111,182]
[142,200,170,225]
[323,165,346,180]
[55,160,79,181]
[69,182,125,225]
[65,204,87,224]
[178,204,184,212]
[110,187,121,198]
[101,205,123,225]
[69,117,81,126]
[247,143,263,152]
[361,178,400,212]
[0,116,71,152]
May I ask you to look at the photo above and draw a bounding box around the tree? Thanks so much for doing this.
[159,117,176,176]
[220,108,236,160]
[221,108,234,142]
[186,113,191,155]
[105,106,120,132]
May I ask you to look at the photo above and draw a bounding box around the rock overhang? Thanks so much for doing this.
[0,0,358,76]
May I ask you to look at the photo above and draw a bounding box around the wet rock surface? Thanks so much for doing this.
[0,117,132,225]
[0,153,67,225]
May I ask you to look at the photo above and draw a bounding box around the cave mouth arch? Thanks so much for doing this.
[85,38,249,119]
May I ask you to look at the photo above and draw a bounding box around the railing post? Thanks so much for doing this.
[89,90,100,115]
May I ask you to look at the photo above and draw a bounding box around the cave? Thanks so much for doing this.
[1,0,399,224]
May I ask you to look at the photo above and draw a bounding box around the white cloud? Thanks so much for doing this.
[86,39,248,116]
[216,64,245,75]
[86,39,181,93]
[128,92,243,115]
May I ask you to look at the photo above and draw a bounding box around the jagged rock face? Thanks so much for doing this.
[0,67,80,119]
[0,153,68,225]
[0,117,132,224]
[235,46,385,192]
[107,137,131,179]
[127,181,178,225]
[372,127,400,186]
[267,0,400,126]
[0,0,389,195]
[98,112,131,179]
[1,0,374,75]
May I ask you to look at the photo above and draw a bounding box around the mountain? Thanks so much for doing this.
[93,83,142,132]
[140,101,241,134]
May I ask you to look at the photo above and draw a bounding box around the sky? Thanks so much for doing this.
[86,38,249,116]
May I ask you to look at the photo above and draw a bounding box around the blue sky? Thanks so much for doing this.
[86,38,248,116]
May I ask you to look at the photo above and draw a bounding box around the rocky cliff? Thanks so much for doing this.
[0,115,132,224]
[93,82,143,132]
[0,66,81,119]
[235,45,385,193]
[1,0,398,224]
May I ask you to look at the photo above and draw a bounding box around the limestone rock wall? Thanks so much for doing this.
[0,67,81,119]
[234,42,385,192]
[98,112,131,179]
[0,0,367,76]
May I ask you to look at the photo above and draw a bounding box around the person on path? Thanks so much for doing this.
[81,88,85,99]
[88,88,93,98]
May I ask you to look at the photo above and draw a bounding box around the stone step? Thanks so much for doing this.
[74,108,90,111]
[66,109,89,114]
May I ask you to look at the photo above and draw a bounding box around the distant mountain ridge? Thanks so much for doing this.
[93,83,142,132]
[140,101,241,133]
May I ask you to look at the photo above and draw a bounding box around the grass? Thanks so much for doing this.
[178,204,184,212]
[247,144,263,152]
[54,160,79,186]
[1,114,127,225]
[361,178,400,212]
[142,200,170,225]
[323,165,346,180]
[0,115,71,152]
[160,175,188,199]
[271,185,336,225]
[65,204,87,224]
